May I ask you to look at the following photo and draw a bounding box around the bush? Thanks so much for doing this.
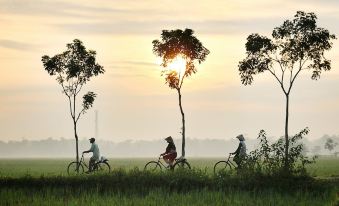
[244,128,317,176]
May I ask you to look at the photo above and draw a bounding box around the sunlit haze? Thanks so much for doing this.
[0,0,338,144]
[165,56,187,77]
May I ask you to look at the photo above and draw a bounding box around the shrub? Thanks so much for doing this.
[244,128,317,176]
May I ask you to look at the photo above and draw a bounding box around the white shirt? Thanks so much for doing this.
[89,143,100,160]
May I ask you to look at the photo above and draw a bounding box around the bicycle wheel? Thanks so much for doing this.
[67,161,84,175]
[94,162,111,174]
[173,160,191,170]
[213,161,232,175]
[144,161,162,171]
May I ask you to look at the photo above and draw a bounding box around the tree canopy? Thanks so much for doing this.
[152,28,210,90]
[42,39,104,122]
[239,11,336,88]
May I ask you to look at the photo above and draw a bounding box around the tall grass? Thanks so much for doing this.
[1,168,337,193]
[1,167,338,205]
[1,187,337,206]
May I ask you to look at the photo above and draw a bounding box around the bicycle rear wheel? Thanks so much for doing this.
[173,160,191,170]
[213,161,232,175]
[144,161,162,171]
[93,162,111,174]
[67,161,84,175]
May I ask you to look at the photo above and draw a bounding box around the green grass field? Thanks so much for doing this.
[0,156,338,177]
[0,157,338,205]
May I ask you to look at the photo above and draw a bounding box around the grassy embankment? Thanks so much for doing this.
[0,157,338,205]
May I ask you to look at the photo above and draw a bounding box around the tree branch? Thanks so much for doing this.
[68,96,74,119]
[288,60,303,94]
[179,74,184,89]
[289,66,293,84]
[75,108,85,123]
[276,58,286,86]
[58,75,74,118]
[267,68,287,94]
[76,83,83,96]
[73,93,76,122]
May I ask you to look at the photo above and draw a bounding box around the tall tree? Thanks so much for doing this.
[238,11,335,170]
[153,29,209,157]
[42,39,104,164]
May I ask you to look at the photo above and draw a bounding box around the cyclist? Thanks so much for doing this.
[231,134,246,168]
[161,136,177,168]
[82,137,100,173]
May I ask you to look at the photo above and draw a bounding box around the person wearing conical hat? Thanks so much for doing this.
[161,136,177,168]
[231,134,247,168]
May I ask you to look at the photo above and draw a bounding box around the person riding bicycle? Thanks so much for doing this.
[231,134,246,168]
[82,137,100,173]
[161,136,177,168]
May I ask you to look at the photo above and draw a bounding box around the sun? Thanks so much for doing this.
[168,56,186,76]
[157,56,186,76]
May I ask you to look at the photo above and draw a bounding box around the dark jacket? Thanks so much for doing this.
[165,142,176,154]
[233,143,242,155]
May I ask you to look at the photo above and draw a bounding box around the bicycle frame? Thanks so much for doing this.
[79,154,89,169]
[157,155,186,169]
[226,153,237,169]
[156,156,171,169]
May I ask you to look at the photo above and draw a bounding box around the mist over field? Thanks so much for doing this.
[1,135,338,158]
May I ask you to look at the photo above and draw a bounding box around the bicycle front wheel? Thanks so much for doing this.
[144,161,162,172]
[67,161,84,175]
[94,162,111,174]
[213,161,232,175]
[173,160,191,170]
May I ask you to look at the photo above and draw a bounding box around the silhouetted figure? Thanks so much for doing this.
[83,137,100,173]
[161,136,177,168]
[231,134,246,168]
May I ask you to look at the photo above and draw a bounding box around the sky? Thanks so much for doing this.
[0,0,338,144]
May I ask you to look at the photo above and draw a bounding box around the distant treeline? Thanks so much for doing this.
[0,135,338,158]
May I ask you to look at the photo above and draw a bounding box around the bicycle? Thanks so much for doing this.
[144,155,191,171]
[67,154,111,175]
[213,153,237,174]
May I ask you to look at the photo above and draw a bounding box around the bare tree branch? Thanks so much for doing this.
[267,67,287,94]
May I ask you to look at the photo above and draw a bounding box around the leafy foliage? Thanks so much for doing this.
[82,92,96,113]
[152,28,209,90]
[41,39,104,123]
[245,128,317,176]
[42,39,104,83]
[239,11,336,86]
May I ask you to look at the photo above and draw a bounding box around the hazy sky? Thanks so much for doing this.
[0,0,338,143]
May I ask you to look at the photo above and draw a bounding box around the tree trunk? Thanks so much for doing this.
[284,94,289,171]
[73,94,79,164]
[74,121,79,163]
[177,89,186,157]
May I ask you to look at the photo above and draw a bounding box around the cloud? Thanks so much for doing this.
[108,60,156,67]
[0,0,130,18]
[54,18,282,36]
[0,39,37,51]
[106,60,158,78]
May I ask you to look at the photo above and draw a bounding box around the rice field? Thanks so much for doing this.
[0,156,338,177]
[0,156,338,205]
